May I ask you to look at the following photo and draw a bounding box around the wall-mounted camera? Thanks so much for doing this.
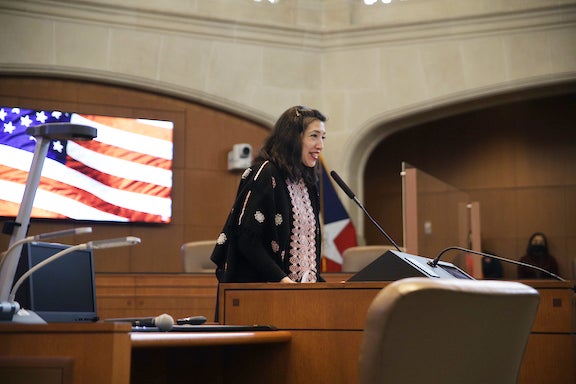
[228,143,252,171]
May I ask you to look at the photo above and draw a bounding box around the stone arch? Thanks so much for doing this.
[343,73,576,237]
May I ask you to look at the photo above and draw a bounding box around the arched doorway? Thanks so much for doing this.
[353,79,576,279]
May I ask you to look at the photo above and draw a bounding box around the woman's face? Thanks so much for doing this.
[531,235,545,246]
[301,119,326,167]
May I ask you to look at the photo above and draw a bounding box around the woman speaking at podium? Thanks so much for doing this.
[211,106,327,284]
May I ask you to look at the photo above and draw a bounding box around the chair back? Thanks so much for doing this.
[181,240,216,273]
[359,277,540,384]
[342,245,403,272]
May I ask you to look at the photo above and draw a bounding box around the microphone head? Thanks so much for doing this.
[329,171,356,200]
[76,227,93,235]
[35,227,93,240]
[89,236,141,249]
[155,313,174,332]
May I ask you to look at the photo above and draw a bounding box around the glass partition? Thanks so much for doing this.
[401,162,482,277]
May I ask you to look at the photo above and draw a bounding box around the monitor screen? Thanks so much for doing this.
[0,106,174,223]
[14,241,99,322]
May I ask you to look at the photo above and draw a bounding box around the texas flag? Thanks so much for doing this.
[320,159,358,272]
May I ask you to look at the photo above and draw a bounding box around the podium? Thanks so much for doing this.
[219,280,575,384]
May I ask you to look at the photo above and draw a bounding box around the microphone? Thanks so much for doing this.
[330,171,402,252]
[428,246,566,281]
[36,227,93,240]
[0,227,93,269]
[0,227,94,312]
[87,236,141,249]
[329,170,357,201]
[8,236,142,304]
[106,313,175,331]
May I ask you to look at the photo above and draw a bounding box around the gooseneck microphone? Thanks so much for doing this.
[428,246,565,281]
[0,227,93,270]
[0,228,95,323]
[9,236,142,303]
[330,171,402,252]
[36,227,94,240]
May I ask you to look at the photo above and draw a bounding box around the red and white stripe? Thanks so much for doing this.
[0,114,173,223]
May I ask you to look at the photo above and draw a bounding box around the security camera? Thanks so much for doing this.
[235,144,251,159]
[228,143,252,171]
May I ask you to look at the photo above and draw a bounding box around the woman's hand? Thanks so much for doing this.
[280,276,296,283]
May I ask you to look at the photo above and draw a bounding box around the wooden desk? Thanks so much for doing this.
[0,322,132,384]
[93,273,575,383]
[219,280,576,384]
[0,322,291,384]
[131,330,291,383]
[131,329,291,347]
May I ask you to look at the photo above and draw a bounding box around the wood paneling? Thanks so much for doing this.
[0,76,269,273]
[220,281,576,384]
[94,272,352,323]
[365,93,576,280]
[0,323,131,384]
[95,273,218,320]
[94,274,575,383]
[0,356,74,384]
[0,322,291,384]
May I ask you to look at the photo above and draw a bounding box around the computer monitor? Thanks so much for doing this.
[13,241,99,322]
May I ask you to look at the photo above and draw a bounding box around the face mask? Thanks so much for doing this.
[528,244,546,255]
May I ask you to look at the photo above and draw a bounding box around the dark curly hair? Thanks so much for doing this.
[257,106,326,186]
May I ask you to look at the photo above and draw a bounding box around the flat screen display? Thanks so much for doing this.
[14,241,99,322]
[0,106,174,223]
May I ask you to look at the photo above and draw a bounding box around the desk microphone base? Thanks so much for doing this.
[10,308,47,324]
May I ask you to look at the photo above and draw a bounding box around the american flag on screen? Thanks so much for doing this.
[0,106,173,223]
[320,159,358,272]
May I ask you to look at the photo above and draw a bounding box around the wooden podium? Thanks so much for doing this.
[219,280,575,384]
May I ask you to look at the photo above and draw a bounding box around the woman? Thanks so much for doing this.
[517,232,559,279]
[211,106,327,283]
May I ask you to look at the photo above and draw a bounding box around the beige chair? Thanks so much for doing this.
[342,245,404,273]
[181,240,217,273]
[359,277,539,384]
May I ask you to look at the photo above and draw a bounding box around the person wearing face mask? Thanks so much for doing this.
[211,106,327,284]
[517,232,559,279]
